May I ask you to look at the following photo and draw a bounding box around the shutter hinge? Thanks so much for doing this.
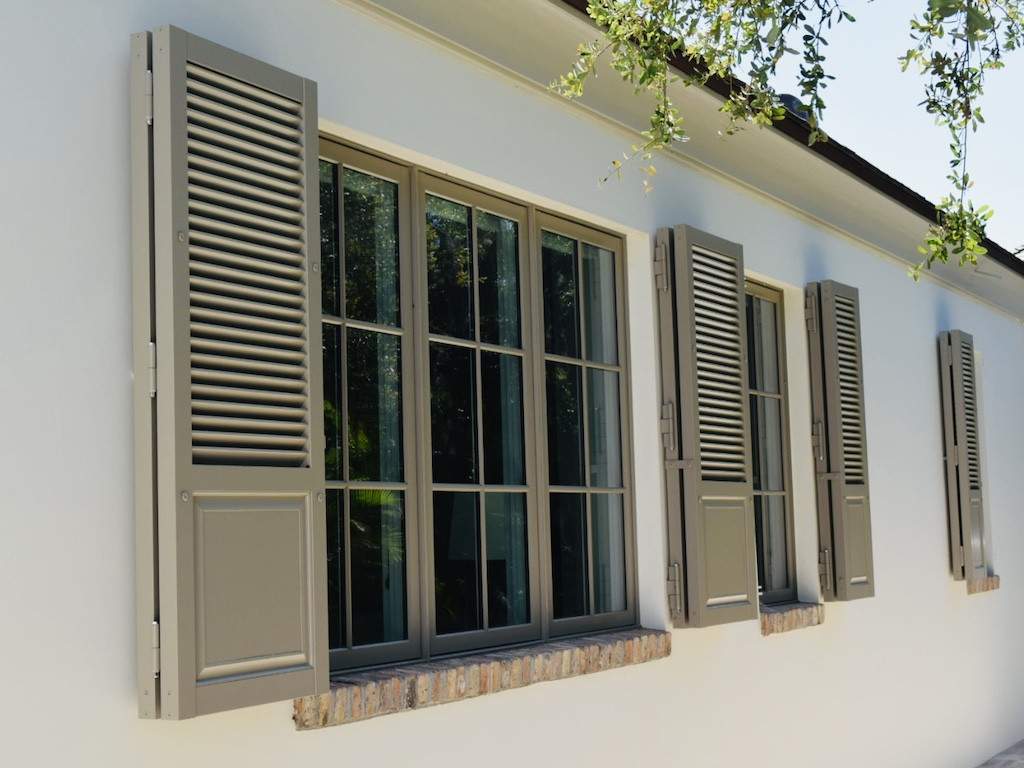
[804,291,817,334]
[811,420,825,463]
[666,562,683,617]
[818,548,833,592]
[959,546,966,572]
[144,69,154,126]
[147,341,157,397]
[653,243,669,292]
[151,620,161,678]
[659,401,676,455]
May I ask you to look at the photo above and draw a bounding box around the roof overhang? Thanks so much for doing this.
[360,0,1024,317]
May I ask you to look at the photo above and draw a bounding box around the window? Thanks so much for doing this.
[319,145,420,669]
[540,214,634,634]
[320,141,634,668]
[745,282,796,605]
[421,176,540,655]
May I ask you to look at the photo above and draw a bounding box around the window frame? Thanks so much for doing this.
[319,137,637,671]
[744,280,797,606]
[535,212,637,637]
[319,138,423,670]
[416,173,544,655]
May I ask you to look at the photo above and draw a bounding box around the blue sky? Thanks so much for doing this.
[771,0,1023,253]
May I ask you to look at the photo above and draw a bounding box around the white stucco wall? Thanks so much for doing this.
[3,1,1023,766]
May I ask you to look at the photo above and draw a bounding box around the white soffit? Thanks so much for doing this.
[359,0,1024,318]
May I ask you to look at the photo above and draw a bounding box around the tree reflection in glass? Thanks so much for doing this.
[542,231,580,357]
[350,489,407,646]
[546,362,584,486]
[426,195,474,339]
[478,212,520,348]
[347,328,403,482]
[343,168,400,327]
[485,493,529,627]
[433,492,482,634]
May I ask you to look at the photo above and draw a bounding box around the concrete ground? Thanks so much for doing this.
[979,740,1024,767]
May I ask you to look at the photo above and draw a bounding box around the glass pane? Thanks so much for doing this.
[343,168,400,326]
[323,323,342,481]
[326,490,345,649]
[478,211,521,348]
[430,343,478,484]
[426,195,474,339]
[433,492,482,634]
[542,231,580,357]
[546,362,584,486]
[550,493,588,619]
[587,369,622,488]
[350,489,407,646]
[754,495,789,595]
[485,493,530,628]
[582,243,618,364]
[347,328,403,482]
[592,494,626,614]
[319,160,340,317]
[750,395,785,492]
[746,294,780,394]
[481,352,525,485]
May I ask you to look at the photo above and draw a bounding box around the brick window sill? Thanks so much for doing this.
[967,575,1000,594]
[293,628,671,730]
[760,602,825,637]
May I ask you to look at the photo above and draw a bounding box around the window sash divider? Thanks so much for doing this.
[543,351,621,373]
[427,333,524,356]
[338,317,404,336]
[326,480,408,491]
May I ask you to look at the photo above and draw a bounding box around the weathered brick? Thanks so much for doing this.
[416,672,431,707]
[294,628,671,730]
[967,575,1001,595]
[760,602,825,637]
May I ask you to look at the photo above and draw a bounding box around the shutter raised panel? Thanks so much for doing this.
[806,281,874,601]
[137,26,327,719]
[938,330,987,584]
[659,226,758,627]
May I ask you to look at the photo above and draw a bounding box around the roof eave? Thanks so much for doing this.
[557,0,1022,278]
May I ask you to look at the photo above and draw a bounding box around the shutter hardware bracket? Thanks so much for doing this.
[666,562,683,617]
[804,291,817,334]
[818,548,833,592]
[147,341,157,397]
[151,620,161,678]
[653,242,669,292]
[659,402,676,455]
[144,69,153,126]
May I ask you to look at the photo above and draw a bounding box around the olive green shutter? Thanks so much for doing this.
[656,226,758,627]
[938,330,987,583]
[805,281,874,601]
[133,26,327,719]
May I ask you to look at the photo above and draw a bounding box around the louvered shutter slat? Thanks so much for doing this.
[136,25,327,719]
[806,281,874,601]
[187,171,303,212]
[656,226,758,627]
